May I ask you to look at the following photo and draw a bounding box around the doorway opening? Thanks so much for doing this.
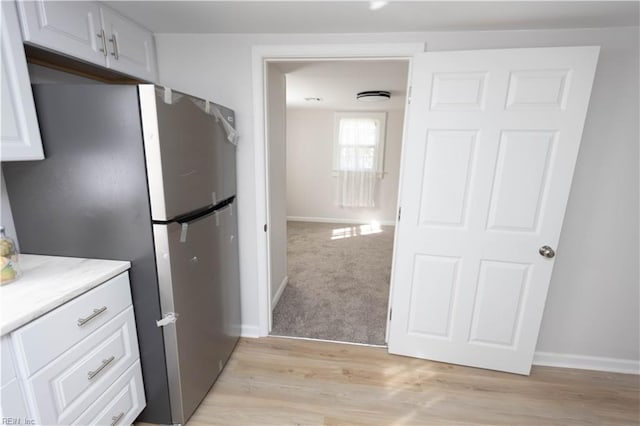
[264,59,410,346]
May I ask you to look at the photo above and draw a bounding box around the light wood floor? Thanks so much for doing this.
[140,337,640,425]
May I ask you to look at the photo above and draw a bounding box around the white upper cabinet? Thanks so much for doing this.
[101,7,157,82]
[1,1,44,161]
[17,0,158,82]
[16,1,103,65]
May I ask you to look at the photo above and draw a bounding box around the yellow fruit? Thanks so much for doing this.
[0,265,17,283]
[0,241,12,257]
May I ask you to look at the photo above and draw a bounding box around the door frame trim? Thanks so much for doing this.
[252,42,425,337]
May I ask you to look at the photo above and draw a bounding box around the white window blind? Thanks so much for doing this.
[333,112,387,208]
[334,112,387,174]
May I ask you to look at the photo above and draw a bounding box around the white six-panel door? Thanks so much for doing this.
[388,46,599,374]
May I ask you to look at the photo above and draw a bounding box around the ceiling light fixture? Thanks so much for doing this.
[356,91,391,102]
[369,1,388,11]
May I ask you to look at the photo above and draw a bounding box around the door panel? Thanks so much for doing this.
[487,131,556,231]
[419,130,476,227]
[407,255,460,338]
[468,260,529,346]
[388,46,599,374]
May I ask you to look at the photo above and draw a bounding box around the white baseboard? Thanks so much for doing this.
[271,276,288,309]
[237,331,639,374]
[533,351,640,375]
[240,325,260,338]
[287,216,396,226]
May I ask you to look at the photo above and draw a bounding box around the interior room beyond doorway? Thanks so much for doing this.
[265,59,409,346]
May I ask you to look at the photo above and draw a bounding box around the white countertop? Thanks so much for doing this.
[0,254,131,335]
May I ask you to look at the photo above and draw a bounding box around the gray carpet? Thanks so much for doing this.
[271,221,394,346]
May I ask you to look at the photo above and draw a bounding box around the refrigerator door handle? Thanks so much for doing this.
[175,205,216,225]
[153,197,236,227]
[153,205,216,226]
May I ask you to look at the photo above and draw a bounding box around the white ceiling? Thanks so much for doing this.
[105,1,639,34]
[274,60,409,110]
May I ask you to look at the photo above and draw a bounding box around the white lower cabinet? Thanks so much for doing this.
[12,272,133,377]
[73,361,145,426]
[0,379,29,419]
[0,336,29,420]
[0,272,146,425]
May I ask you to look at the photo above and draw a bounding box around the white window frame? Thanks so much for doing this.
[333,111,387,176]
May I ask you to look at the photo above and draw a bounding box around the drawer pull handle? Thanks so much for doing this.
[77,306,107,327]
[87,356,115,380]
[110,412,124,426]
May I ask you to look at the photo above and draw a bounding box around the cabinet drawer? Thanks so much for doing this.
[1,336,15,386]
[27,307,139,425]
[73,360,145,426]
[12,272,132,376]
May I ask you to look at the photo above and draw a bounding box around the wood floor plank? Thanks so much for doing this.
[137,337,639,425]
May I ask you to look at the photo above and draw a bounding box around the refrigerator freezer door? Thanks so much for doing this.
[152,208,238,424]
[139,85,236,221]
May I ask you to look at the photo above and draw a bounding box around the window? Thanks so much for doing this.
[333,112,387,174]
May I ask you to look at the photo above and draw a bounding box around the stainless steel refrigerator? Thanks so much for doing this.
[3,84,241,425]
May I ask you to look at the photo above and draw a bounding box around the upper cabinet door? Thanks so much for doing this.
[101,7,157,82]
[16,1,104,64]
[16,1,158,82]
[1,1,43,161]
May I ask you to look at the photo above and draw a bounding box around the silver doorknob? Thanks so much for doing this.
[539,246,555,258]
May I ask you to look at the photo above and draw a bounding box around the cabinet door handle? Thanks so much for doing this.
[97,30,107,57]
[77,306,107,326]
[110,412,124,426]
[87,356,115,380]
[109,34,119,60]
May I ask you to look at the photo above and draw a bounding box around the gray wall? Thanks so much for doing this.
[152,26,638,362]
[286,108,405,225]
[1,65,98,245]
[422,28,640,362]
[1,170,17,245]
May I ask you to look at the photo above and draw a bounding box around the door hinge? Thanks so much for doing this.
[264,223,268,232]
[156,312,178,327]
[389,308,392,322]
[397,207,402,221]
[408,86,412,104]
